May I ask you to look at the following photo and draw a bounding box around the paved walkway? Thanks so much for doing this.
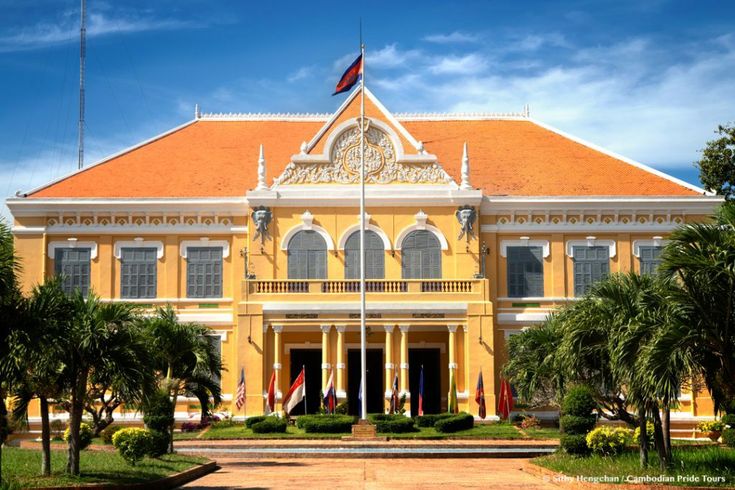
[182,457,556,489]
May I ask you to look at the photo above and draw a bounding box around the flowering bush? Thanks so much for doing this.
[633,421,655,446]
[63,422,93,450]
[697,420,724,433]
[586,426,633,456]
[112,428,153,465]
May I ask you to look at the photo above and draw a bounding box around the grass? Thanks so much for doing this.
[535,446,735,487]
[175,421,560,440]
[0,447,207,489]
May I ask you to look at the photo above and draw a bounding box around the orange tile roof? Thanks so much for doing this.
[29,111,701,198]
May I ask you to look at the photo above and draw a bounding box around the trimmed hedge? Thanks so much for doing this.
[560,434,591,455]
[723,428,735,448]
[560,415,596,434]
[415,414,454,428]
[562,386,596,417]
[100,425,125,444]
[112,428,153,466]
[299,415,356,433]
[245,415,268,429]
[369,414,417,433]
[722,414,735,428]
[251,416,288,434]
[148,430,169,457]
[435,413,474,433]
[143,390,174,433]
[586,426,632,456]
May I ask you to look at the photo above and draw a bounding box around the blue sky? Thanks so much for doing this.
[1,0,734,218]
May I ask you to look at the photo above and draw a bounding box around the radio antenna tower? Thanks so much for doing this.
[77,0,87,169]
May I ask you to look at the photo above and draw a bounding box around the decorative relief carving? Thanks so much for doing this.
[273,120,453,185]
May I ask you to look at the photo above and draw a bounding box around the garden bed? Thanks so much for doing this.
[0,447,209,489]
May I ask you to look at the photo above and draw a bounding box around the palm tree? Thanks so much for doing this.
[142,305,223,453]
[59,292,150,476]
[659,202,735,414]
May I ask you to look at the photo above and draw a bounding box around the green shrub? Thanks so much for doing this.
[211,418,238,429]
[586,426,633,456]
[435,413,475,433]
[721,414,735,428]
[300,415,356,433]
[415,413,454,428]
[633,421,655,446]
[560,434,591,455]
[112,428,153,465]
[562,386,596,417]
[100,425,125,444]
[335,401,349,415]
[63,422,93,450]
[143,390,174,433]
[251,416,287,434]
[560,415,596,434]
[369,414,417,433]
[245,415,268,428]
[722,428,735,448]
[148,430,169,457]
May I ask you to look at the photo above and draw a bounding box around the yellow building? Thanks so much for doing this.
[7,88,722,423]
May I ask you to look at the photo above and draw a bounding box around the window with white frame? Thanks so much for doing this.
[639,246,663,275]
[120,248,157,299]
[287,230,327,279]
[344,230,385,279]
[186,247,223,298]
[401,230,441,279]
[572,246,609,296]
[55,248,91,296]
[506,246,544,297]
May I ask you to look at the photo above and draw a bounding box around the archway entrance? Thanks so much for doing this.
[347,348,383,415]
[409,348,441,415]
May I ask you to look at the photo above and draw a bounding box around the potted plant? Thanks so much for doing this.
[697,420,725,441]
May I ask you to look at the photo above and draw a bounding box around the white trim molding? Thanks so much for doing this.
[566,237,616,258]
[337,215,392,250]
[48,239,98,260]
[497,312,550,324]
[395,210,449,250]
[279,210,335,250]
[632,237,668,258]
[500,238,550,258]
[179,238,230,258]
[114,239,164,259]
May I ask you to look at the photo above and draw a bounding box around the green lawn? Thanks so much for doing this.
[176,421,560,440]
[0,447,208,489]
[535,446,735,487]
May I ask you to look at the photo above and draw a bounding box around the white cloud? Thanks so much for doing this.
[287,66,314,83]
[367,44,422,68]
[423,31,481,44]
[429,53,487,75]
[0,11,194,52]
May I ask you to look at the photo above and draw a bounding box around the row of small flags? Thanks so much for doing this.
[238,363,514,419]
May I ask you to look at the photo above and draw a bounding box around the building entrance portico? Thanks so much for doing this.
[347,348,383,414]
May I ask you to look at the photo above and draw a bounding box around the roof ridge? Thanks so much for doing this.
[199,112,331,121]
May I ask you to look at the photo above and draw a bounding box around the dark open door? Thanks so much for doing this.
[409,348,441,415]
[288,349,321,415]
[347,349,383,415]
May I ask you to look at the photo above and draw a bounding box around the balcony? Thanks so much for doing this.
[244,279,484,299]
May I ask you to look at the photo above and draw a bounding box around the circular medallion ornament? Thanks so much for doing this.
[342,141,385,176]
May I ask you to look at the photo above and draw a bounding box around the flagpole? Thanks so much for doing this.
[359,40,367,422]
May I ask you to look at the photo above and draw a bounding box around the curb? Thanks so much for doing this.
[523,462,730,490]
[30,461,217,490]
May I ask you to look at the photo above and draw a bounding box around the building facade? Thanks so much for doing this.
[8,88,722,421]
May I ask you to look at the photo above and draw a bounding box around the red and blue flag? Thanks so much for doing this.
[418,365,425,416]
[333,54,363,95]
[475,370,486,420]
[323,369,337,414]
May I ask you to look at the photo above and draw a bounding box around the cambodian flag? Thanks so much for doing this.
[323,369,336,414]
[333,54,363,95]
[475,371,486,420]
[389,371,399,414]
[418,365,425,416]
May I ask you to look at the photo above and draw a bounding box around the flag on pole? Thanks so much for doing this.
[475,370,487,420]
[266,370,276,414]
[497,378,515,420]
[323,369,336,414]
[448,370,458,414]
[235,368,246,410]
[418,365,425,417]
[333,54,363,95]
[357,375,364,418]
[389,371,400,414]
[282,367,306,414]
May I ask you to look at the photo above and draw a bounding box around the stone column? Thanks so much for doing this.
[448,324,458,403]
[272,325,283,407]
[335,325,346,399]
[384,325,395,397]
[399,324,410,393]
[320,324,331,388]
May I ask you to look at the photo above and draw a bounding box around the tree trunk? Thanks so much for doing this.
[652,409,670,471]
[663,405,672,463]
[168,391,178,454]
[66,371,88,476]
[1,394,8,485]
[40,396,51,476]
[638,407,648,469]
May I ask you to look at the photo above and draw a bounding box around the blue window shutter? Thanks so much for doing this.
[287,231,327,279]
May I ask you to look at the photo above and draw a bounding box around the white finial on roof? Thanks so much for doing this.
[460,142,472,190]
[417,141,425,155]
[523,104,530,118]
[256,144,267,190]
[195,104,201,119]
[300,141,308,154]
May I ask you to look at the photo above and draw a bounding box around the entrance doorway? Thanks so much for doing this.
[288,349,321,415]
[347,349,383,415]
[409,348,441,415]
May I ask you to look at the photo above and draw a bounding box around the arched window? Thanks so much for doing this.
[344,230,385,279]
[287,231,327,279]
[401,230,441,279]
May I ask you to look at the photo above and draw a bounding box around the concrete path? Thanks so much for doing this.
[182,457,557,489]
